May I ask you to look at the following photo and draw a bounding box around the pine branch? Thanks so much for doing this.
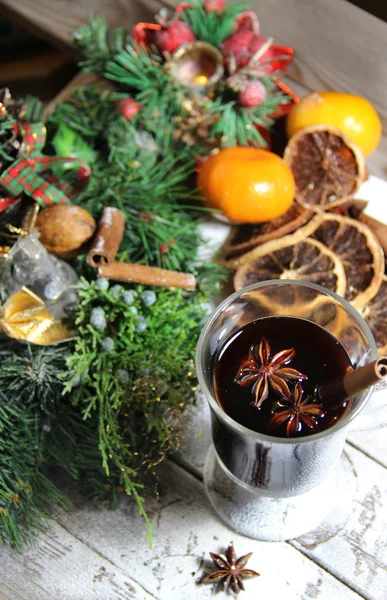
[105,45,184,122]
[0,344,70,548]
[0,113,17,169]
[47,87,117,140]
[24,95,43,122]
[180,1,247,46]
[73,16,129,75]
[207,81,291,147]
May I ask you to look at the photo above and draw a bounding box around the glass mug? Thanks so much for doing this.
[195,280,377,541]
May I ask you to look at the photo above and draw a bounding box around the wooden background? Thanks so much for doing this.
[1,0,386,178]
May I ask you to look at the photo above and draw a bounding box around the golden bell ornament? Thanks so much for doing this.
[170,41,224,93]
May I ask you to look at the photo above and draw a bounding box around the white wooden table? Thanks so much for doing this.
[1,386,387,600]
[2,176,387,600]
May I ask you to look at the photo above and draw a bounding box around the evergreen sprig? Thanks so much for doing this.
[73,16,129,75]
[180,0,247,46]
[64,278,212,542]
[47,87,215,273]
[207,82,291,147]
[0,112,17,170]
[0,343,69,548]
[24,95,43,123]
[105,45,184,122]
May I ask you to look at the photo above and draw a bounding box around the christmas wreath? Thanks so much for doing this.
[0,0,295,548]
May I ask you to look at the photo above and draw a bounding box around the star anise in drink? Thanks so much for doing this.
[202,542,259,594]
[267,381,326,437]
[234,337,307,408]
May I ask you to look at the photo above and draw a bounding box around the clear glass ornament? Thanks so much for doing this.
[2,233,79,319]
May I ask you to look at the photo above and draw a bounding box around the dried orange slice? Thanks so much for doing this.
[360,275,387,355]
[234,236,346,296]
[310,213,384,309]
[222,203,313,262]
[232,212,384,311]
[283,125,365,210]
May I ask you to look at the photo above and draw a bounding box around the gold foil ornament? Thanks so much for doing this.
[0,287,74,345]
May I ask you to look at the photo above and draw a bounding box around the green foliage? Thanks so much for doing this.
[73,16,129,75]
[47,87,116,140]
[0,343,69,548]
[207,80,291,147]
[180,0,246,45]
[0,111,17,170]
[48,87,214,273]
[72,11,291,153]
[2,3,239,548]
[64,278,211,541]
[24,95,43,123]
[52,123,97,164]
[0,340,141,548]
[106,45,184,123]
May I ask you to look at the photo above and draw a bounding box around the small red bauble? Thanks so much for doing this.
[159,243,169,254]
[116,98,142,121]
[154,21,195,54]
[204,0,226,12]
[239,80,267,108]
[77,166,91,182]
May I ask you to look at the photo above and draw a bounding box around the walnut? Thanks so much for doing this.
[35,205,96,257]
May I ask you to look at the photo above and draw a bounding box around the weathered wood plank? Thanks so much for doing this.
[177,407,387,599]
[53,461,363,600]
[292,445,387,600]
[3,0,387,132]
[0,522,156,600]
[0,0,159,51]
[250,0,387,130]
[348,429,387,470]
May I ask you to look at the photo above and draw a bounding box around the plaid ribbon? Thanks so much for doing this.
[0,122,91,208]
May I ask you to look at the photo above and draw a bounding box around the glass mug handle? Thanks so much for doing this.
[348,382,387,432]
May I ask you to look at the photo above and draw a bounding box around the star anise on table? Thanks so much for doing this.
[234,337,307,408]
[202,542,259,594]
[267,381,326,437]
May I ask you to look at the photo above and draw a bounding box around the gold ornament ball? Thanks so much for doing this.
[35,205,96,257]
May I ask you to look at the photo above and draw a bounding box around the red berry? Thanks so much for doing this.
[204,0,225,12]
[154,21,195,54]
[239,80,267,108]
[116,98,142,121]
[77,166,90,182]
[159,243,169,254]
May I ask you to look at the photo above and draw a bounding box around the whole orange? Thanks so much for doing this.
[286,92,382,157]
[197,148,295,223]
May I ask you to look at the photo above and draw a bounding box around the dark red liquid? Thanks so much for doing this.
[213,316,352,438]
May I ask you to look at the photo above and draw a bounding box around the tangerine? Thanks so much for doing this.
[197,147,295,223]
[286,91,382,157]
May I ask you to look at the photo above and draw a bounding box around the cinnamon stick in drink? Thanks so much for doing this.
[98,261,196,290]
[317,356,387,405]
[88,207,125,267]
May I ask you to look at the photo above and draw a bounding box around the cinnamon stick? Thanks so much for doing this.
[98,261,196,290]
[87,207,125,268]
[317,356,387,405]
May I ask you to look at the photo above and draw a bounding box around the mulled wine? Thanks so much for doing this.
[213,316,353,438]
